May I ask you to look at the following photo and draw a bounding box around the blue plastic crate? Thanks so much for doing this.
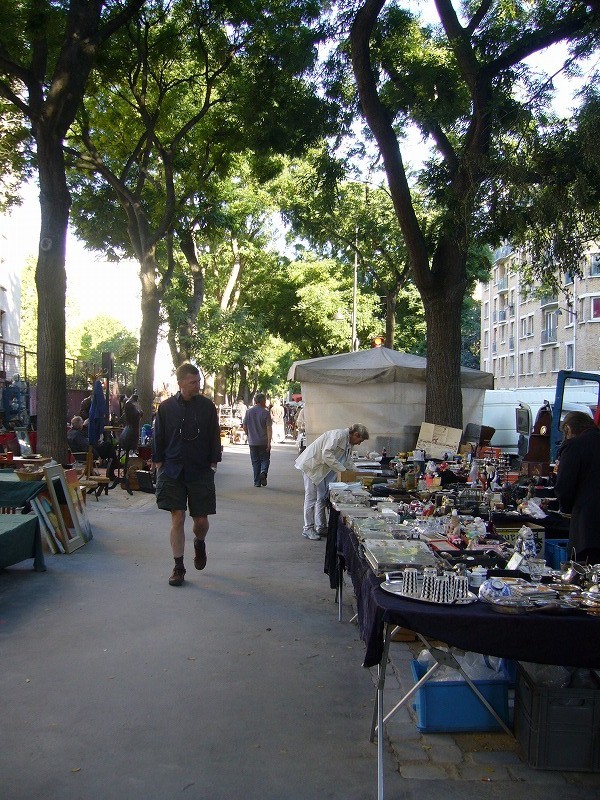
[545,539,569,570]
[410,659,510,733]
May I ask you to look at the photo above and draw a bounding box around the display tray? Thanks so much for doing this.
[379,580,477,605]
[362,539,438,574]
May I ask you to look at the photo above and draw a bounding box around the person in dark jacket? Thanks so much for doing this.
[152,363,222,586]
[67,416,91,457]
[554,410,600,564]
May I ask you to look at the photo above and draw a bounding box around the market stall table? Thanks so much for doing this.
[0,478,47,571]
[337,522,600,800]
[10,456,52,467]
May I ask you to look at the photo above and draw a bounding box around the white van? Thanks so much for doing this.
[482,387,596,458]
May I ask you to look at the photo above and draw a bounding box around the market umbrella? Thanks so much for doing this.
[88,379,106,448]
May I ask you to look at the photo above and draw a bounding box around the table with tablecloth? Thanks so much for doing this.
[338,520,600,669]
[0,479,47,571]
[336,518,600,800]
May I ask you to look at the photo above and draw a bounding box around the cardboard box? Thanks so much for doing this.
[337,470,358,482]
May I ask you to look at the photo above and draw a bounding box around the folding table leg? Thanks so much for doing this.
[337,555,343,622]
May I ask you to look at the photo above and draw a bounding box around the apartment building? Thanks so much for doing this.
[480,243,600,388]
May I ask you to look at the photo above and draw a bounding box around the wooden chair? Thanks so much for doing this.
[71,447,111,500]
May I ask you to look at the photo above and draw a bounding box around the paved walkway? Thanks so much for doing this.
[1,442,599,799]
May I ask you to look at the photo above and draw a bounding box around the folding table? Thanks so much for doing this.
[337,521,600,800]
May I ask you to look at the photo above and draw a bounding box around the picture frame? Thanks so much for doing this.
[14,427,33,456]
[31,493,65,555]
[43,465,88,552]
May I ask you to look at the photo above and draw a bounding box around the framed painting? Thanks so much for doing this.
[31,493,65,554]
[63,467,93,542]
[43,465,87,553]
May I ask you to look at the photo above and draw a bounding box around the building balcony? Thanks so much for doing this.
[497,275,509,293]
[541,328,558,345]
[498,308,507,322]
[540,295,558,308]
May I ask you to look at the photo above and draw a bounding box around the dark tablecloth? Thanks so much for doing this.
[0,514,45,571]
[338,522,600,670]
[0,479,47,508]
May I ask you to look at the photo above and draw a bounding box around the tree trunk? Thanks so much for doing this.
[422,242,467,429]
[385,286,398,348]
[136,248,161,425]
[35,133,70,462]
[214,372,227,405]
[238,364,249,403]
[170,228,205,363]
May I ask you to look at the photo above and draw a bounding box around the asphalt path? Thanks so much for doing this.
[1,443,405,800]
[2,442,599,800]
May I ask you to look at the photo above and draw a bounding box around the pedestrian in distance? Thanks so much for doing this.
[295,424,369,540]
[270,397,285,444]
[242,393,272,487]
[152,362,222,586]
[554,410,600,564]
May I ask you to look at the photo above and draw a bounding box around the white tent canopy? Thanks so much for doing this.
[288,347,494,455]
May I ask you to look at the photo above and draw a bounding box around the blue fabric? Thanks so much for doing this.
[88,380,106,446]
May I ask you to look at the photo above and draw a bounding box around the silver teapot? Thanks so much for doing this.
[560,560,590,586]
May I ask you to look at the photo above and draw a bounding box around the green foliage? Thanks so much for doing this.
[18,257,38,358]
[70,315,139,373]
[190,301,266,374]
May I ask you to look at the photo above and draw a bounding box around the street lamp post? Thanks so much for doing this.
[351,242,358,352]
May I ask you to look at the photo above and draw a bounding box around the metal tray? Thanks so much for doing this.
[379,580,477,605]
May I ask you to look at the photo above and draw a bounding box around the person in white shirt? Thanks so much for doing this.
[295,424,369,540]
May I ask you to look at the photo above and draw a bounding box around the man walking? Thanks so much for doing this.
[242,393,272,487]
[295,424,369,540]
[153,362,222,586]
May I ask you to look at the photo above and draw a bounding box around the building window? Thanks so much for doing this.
[0,309,4,339]
[500,356,506,378]
[527,351,533,375]
[520,317,527,339]
[565,270,574,285]
[552,347,559,372]
[519,352,526,375]
[590,253,600,277]
[591,296,600,321]
[539,348,546,373]
[566,343,574,370]
[509,354,515,377]
[484,330,489,350]
[483,301,489,320]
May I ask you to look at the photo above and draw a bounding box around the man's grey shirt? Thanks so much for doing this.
[243,405,272,446]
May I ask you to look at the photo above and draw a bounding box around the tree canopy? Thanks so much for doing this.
[347,0,600,427]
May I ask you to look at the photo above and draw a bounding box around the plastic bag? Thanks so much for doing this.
[416,649,505,682]
[522,498,547,519]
